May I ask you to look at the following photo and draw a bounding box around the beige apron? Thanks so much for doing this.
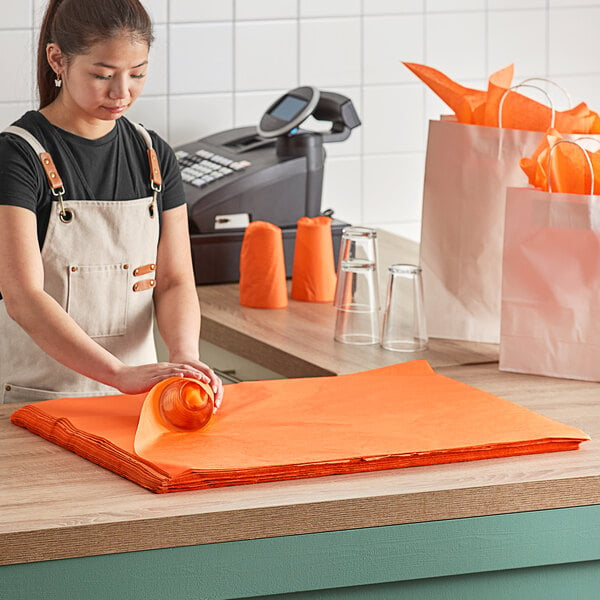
[0,121,162,403]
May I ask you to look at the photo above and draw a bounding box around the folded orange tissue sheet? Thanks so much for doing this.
[11,361,589,493]
[290,216,337,303]
[404,62,600,133]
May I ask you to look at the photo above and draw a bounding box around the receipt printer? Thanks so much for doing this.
[174,86,361,284]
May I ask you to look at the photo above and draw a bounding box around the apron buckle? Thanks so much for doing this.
[53,188,74,223]
[149,185,160,218]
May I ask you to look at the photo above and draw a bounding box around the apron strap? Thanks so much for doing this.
[5,125,46,155]
[4,120,163,217]
[5,125,66,195]
[4,125,70,220]
[129,121,162,218]
[130,121,163,192]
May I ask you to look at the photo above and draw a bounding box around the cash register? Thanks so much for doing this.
[174,86,361,284]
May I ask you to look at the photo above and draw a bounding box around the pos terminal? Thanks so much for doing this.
[174,86,361,284]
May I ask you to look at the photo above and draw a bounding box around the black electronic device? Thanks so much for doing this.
[257,86,320,138]
[175,87,361,284]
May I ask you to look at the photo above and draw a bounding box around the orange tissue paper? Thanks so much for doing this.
[520,128,600,194]
[11,361,590,494]
[404,62,600,134]
[290,216,337,303]
[239,220,288,309]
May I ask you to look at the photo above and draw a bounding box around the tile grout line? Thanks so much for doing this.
[232,0,236,127]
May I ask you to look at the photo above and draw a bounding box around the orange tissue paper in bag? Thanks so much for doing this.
[239,220,288,309]
[290,216,337,302]
[403,61,491,125]
[404,62,600,134]
[520,129,600,194]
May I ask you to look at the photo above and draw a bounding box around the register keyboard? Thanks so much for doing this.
[176,148,251,189]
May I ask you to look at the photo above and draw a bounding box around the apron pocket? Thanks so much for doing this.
[67,262,129,337]
[1,383,101,404]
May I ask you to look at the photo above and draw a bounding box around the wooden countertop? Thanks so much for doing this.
[1,231,598,567]
[2,363,599,566]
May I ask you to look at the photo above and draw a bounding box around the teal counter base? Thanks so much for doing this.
[268,561,600,600]
[2,505,599,600]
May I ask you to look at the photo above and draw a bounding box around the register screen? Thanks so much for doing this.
[269,95,308,121]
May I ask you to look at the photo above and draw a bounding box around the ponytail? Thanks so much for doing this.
[37,0,154,109]
[37,0,63,109]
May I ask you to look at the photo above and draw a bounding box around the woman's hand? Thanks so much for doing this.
[168,357,224,411]
[112,362,221,397]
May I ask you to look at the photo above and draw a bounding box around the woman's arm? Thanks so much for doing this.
[153,204,224,406]
[0,205,206,394]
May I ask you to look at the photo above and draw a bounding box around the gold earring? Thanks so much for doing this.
[54,73,62,88]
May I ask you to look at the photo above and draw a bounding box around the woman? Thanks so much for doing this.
[0,0,223,406]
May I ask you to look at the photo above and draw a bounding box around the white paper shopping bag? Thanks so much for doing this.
[500,186,600,381]
[420,118,545,343]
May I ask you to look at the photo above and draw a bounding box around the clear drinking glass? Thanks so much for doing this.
[334,259,380,345]
[380,264,428,352]
[334,227,378,308]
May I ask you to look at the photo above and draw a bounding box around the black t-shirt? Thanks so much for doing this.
[0,111,186,249]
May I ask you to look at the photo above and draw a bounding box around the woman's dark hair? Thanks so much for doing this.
[37,0,154,108]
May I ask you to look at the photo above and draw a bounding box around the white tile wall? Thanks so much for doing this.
[321,157,362,224]
[168,94,234,147]
[425,12,487,81]
[1,1,32,28]
[299,0,361,18]
[0,103,33,128]
[363,154,425,224]
[235,20,298,91]
[3,1,600,243]
[487,9,547,78]
[427,0,486,11]
[363,85,425,154]
[548,7,600,76]
[168,23,233,93]
[364,1,424,15]
[143,0,168,23]
[235,0,297,21]
[363,15,424,84]
[549,0,600,6]
[0,31,34,103]
[169,0,233,23]
[127,96,168,139]
[489,0,545,8]
[33,0,48,28]
[299,18,362,87]
[144,24,168,96]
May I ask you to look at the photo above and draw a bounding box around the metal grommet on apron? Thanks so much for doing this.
[59,210,74,223]
[0,121,163,403]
